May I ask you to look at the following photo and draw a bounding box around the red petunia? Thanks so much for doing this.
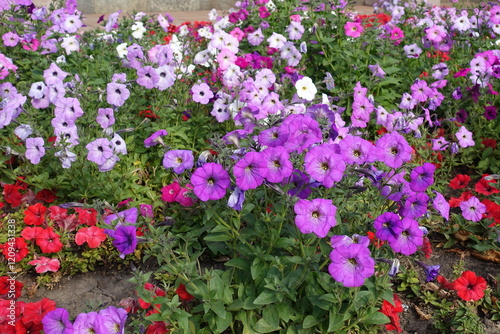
[1,237,30,262]
[449,174,471,190]
[75,226,107,248]
[475,176,499,196]
[420,236,432,259]
[454,271,487,301]
[35,227,63,253]
[21,226,44,240]
[22,298,56,325]
[145,321,169,334]
[0,276,23,299]
[449,191,473,208]
[16,318,44,334]
[437,275,455,290]
[75,208,97,226]
[379,293,403,333]
[482,138,497,149]
[35,189,57,203]
[2,184,23,207]
[23,203,47,226]
[138,283,165,310]
[176,283,194,302]
[15,177,29,191]
[48,205,68,221]
[367,231,386,249]
[482,199,500,226]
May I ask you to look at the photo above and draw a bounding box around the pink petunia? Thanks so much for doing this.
[28,256,60,273]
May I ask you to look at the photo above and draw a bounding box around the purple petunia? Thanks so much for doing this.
[376,131,412,168]
[96,108,115,129]
[144,130,168,148]
[162,149,194,174]
[136,65,160,89]
[42,308,74,334]
[294,198,337,238]
[261,146,293,183]
[433,191,450,221]
[304,144,345,188]
[389,218,423,255]
[25,137,45,164]
[399,192,429,219]
[191,162,231,201]
[107,225,138,259]
[233,151,268,191]
[415,260,441,282]
[228,186,245,211]
[328,243,375,287]
[409,162,435,192]
[97,306,128,334]
[104,207,139,225]
[373,212,403,243]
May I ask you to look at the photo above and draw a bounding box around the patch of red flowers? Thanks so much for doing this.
[35,227,63,253]
[0,237,29,262]
[437,271,487,301]
[2,184,23,207]
[176,283,194,302]
[449,174,471,190]
[379,293,403,332]
[23,203,47,226]
[475,175,499,196]
[356,13,392,28]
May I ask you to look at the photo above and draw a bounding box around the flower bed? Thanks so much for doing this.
[1,0,500,332]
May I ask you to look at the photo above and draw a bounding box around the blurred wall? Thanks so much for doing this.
[32,0,235,14]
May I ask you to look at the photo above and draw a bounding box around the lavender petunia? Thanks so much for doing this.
[304,144,345,188]
[42,308,74,334]
[460,196,486,222]
[376,131,412,168]
[162,150,194,174]
[433,191,450,221]
[136,65,160,89]
[227,186,245,211]
[107,82,130,107]
[73,312,106,334]
[104,207,139,225]
[191,82,214,104]
[262,146,293,183]
[97,306,128,334]
[86,138,114,165]
[328,243,375,287]
[25,137,45,164]
[96,108,115,129]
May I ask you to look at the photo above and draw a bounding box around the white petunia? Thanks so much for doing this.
[295,77,317,101]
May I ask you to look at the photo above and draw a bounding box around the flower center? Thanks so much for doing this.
[311,210,319,218]
[207,177,215,185]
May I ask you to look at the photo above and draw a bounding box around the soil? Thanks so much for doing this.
[17,244,500,333]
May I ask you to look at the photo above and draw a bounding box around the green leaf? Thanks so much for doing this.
[253,318,280,333]
[262,304,280,329]
[204,233,231,242]
[363,311,390,325]
[303,315,320,328]
[328,311,345,332]
[253,290,278,305]
[251,258,267,280]
[225,258,251,271]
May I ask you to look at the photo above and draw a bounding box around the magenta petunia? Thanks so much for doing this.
[294,198,337,238]
[433,191,450,221]
[304,144,345,188]
[233,151,268,191]
[261,146,293,183]
[399,192,429,219]
[96,306,128,334]
[144,129,168,148]
[191,162,231,201]
[328,243,375,287]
